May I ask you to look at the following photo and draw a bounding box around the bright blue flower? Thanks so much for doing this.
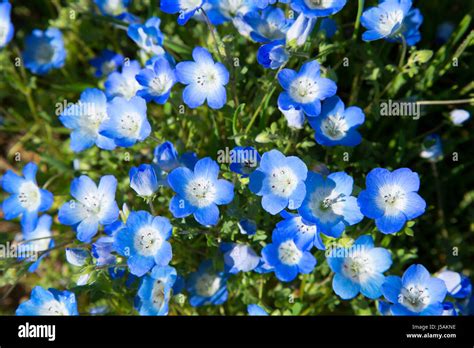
[279,104,305,129]
[168,157,234,226]
[247,303,269,315]
[308,96,365,147]
[442,302,458,316]
[66,248,89,267]
[436,21,454,44]
[220,243,260,274]
[129,164,160,198]
[16,286,78,316]
[276,211,325,251]
[286,13,316,48]
[186,260,228,307]
[254,257,274,274]
[153,141,180,172]
[361,0,423,46]
[114,210,173,277]
[18,215,54,273]
[136,57,176,104]
[243,7,293,43]
[160,0,203,25]
[420,134,443,162]
[291,0,347,18]
[320,18,338,38]
[59,88,116,152]
[378,300,392,315]
[238,218,257,235]
[127,17,165,56]
[382,264,447,315]
[1,162,53,232]
[450,109,470,126]
[255,0,289,9]
[298,172,363,237]
[92,236,116,266]
[327,235,392,300]
[229,146,261,178]
[205,0,257,23]
[23,28,66,75]
[278,60,337,118]
[358,168,426,234]
[104,60,142,100]
[262,226,316,282]
[176,47,229,109]
[249,149,307,215]
[257,39,289,70]
[94,0,129,16]
[0,2,14,48]
[137,265,177,315]
[99,96,151,147]
[58,175,119,243]
[437,271,472,299]
[89,50,124,78]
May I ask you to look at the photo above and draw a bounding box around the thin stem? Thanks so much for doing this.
[398,35,407,68]
[352,0,365,40]
[200,9,225,63]
[416,98,474,106]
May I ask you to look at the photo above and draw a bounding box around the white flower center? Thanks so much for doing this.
[0,24,7,44]
[134,227,163,256]
[309,187,346,223]
[38,300,70,315]
[150,74,173,96]
[321,114,349,140]
[378,10,404,36]
[18,182,41,211]
[269,167,298,198]
[342,252,374,283]
[185,177,217,208]
[295,217,317,236]
[180,0,202,12]
[35,43,55,65]
[376,184,407,216]
[278,240,302,265]
[304,0,335,10]
[103,0,126,16]
[194,65,221,89]
[101,60,117,76]
[82,104,108,135]
[115,79,141,100]
[195,273,221,297]
[151,278,167,310]
[289,77,319,104]
[401,284,430,312]
[119,112,141,138]
[219,0,247,18]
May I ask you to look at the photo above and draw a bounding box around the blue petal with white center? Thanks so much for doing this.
[127,17,165,56]
[0,2,14,48]
[160,0,204,25]
[357,168,426,234]
[243,7,293,43]
[16,286,78,316]
[94,0,129,17]
[291,0,347,18]
[276,211,325,251]
[257,39,289,70]
[186,260,228,307]
[220,242,260,274]
[137,265,177,315]
[23,28,66,75]
[229,146,261,178]
[136,57,176,104]
[89,49,124,78]
[104,60,142,100]
[129,164,160,198]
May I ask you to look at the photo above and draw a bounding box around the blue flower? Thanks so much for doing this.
[249,150,307,215]
[291,0,347,18]
[92,236,116,266]
[278,60,337,118]
[327,235,392,300]
[127,17,165,56]
[136,57,176,104]
[104,60,142,100]
[99,96,151,147]
[247,303,269,315]
[298,172,363,237]
[420,134,443,162]
[361,0,423,46]
[437,270,472,299]
[262,226,317,282]
[1,162,53,232]
[257,39,289,70]
[168,157,234,226]
[129,164,160,198]
[59,88,116,152]
[137,265,177,315]
[58,175,119,243]
[320,18,338,38]
[442,302,458,316]
[279,104,305,129]
[357,168,426,234]
[286,13,316,48]
[160,0,203,25]
[16,286,78,316]
[308,96,365,147]
[89,49,124,78]
[114,211,172,277]
[255,0,289,9]
[65,248,89,267]
[187,260,228,307]
[18,215,54,273]
[176,47,229,109]
[205,0,257,23]
[0,2,14,48]
[94,0,129,16]
[276,211,325,251]
[238,218,257,235]
[382,264,447,315]
[153,141,181,172]
[220,243,260,274]
[450,109,470,126]
[23,28,66,75]
[229,146,261,178]
[243,7,292,43]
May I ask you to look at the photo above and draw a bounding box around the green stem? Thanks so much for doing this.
[398,35,407,68]
[352,0,365,40]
